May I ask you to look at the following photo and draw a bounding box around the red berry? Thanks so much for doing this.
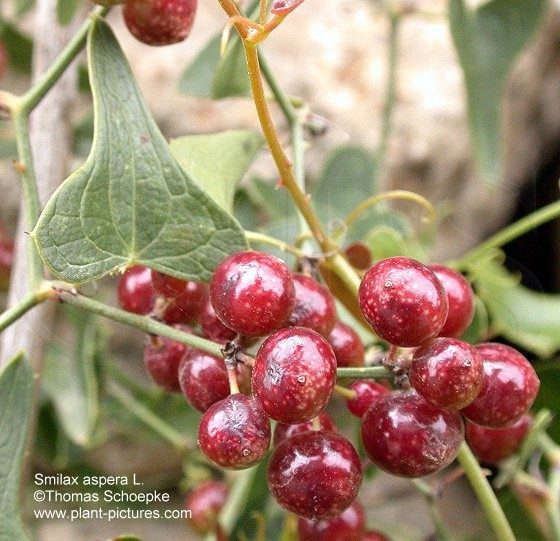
[210,250,295,337]
[252,327,336,424]
[151,270,186,298]
[429,264,475,337]
[143,326,192,393]
[273,412,336,447]
[199,298,237,343]
[327,321,365,368]
[346,380,389,418]
[361,391,464,478]
[184,480,228,535]
[198,394,270,470]
[358,257,448,347]
[461,343,540,428]
[298,500,365,541]
[344,241,372,271]
[288,273,337,337]
[123,0,197,46]
[162,280,208,325]
[363,532,391,541]
[267,431,363,520]
[117,265,156,315]
[409,337,483,410]
[466,414,532,465]
[178,350,230,412]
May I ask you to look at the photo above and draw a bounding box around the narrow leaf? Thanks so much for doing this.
[0,353,33,541]
[33,19,246,284]
[170,129,264,213]
[42,306,100,447]
[474,261,560,357]
[449,0,547,184]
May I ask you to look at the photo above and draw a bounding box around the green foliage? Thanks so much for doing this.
[57,0,81,25]
[170,129,264,213]
[0,353,32,541]
[0,20,32,74]
[497,487,544,541]
[14,0,35,17]
[534,362,560,441]
[449,0,547,185]
[33,19,247,284]
[42,306,100,447]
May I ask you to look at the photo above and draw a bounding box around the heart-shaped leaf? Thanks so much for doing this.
[170,129,263,213]
[449,0,547,185]
[33,19,246,284]
[0,353,32,541]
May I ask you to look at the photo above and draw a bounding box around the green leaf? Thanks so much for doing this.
[178,34,222,97]
[0,139,17,160]
[533,362,560,441]
[170,129,264,213]
[474,260,560,357]
[247,178,297,221]
[14,0,35,17]
[211,35,251,99]
[56,0,81,25]
[0,353,33,541]
[33,19,246,284]
[0,21,32,74]
[42,306,100,447]
[497,487,545,541]
[449,0,547,185]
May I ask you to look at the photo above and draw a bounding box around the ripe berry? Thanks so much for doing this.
[344,241,372,271]
[327,320,365,368]
[117,265,156,315]
[358,257,448,347]
[465,414,532,465]
[151,270,186,298]
[199,298,237,343]
[346,380,389,418]
[123,0,197,46]
[429,264,475,337]
[184,480,228,535]
[178,350,229,412]
[288,273,336,337]
[198,394,270,470]
[210,250,295,337]
[409,337,483,410]
[273,412,336,447]
[361,391,464,478]
[252,327,336,424]
[267,431,363,520]
[162,280,208,325]
[298,500,365,541]
[143,326,192,392]
[461,343,540,428]
[363,532,391,541]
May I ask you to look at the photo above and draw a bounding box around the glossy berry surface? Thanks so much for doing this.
[151,270,186,298]
[461,343,540,428]
[273,411,336,447]
[358,257,448,347]
[327,320,365,368]
[344,241,372,271]
[466,414,532,465]
[199,298,237,343]
[184,480,228,535]
[267,431,363,519]
[288,273,337,337]
[198,394,270,470]
[252,327,336,424]
[361,391,464,478]
[178,350,229,412]
[409,337,483,410]
[346,380,389,418]
[117,265,155,315]
[123,0,197,46]
[298,500,365,541]
[363,532,391,541]
[429,264,475,337]
[162,281,208,325]
[143,327,191,393]
[210,250,295,337]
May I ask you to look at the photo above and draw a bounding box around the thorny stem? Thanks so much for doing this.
[457,443,516,541]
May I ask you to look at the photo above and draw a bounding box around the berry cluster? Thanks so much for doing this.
[118,252,540,538]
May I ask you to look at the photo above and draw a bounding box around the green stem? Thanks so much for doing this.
[17,5,109,115]
[245,230,306,258]
[54,288,223,357]
[457,443,516,541]
[220,465,261,534]
[107,382,189,450]
[411,479,453,541]
[336,366,391,379]
[456,199,560,269]
[546,465,560,541]
[0,287,51,333]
